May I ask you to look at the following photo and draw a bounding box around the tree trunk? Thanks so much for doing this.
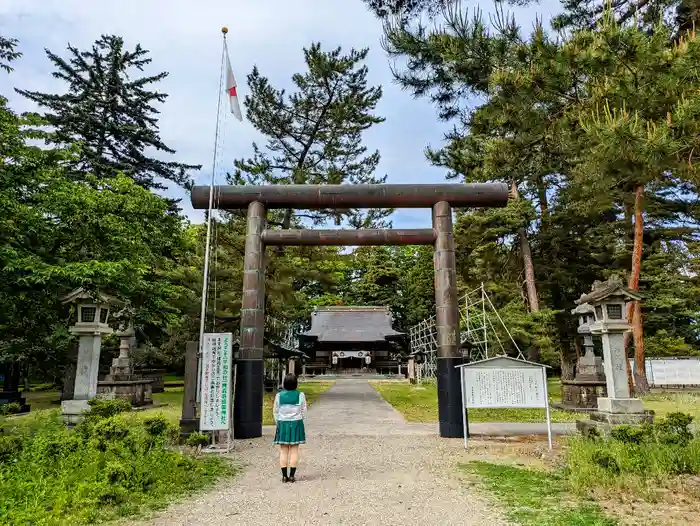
[511,183,540,313]
[536,174,549,219]
[627,185,649,394]
[560,342,576,381]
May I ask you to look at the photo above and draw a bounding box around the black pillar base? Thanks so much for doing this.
[437,357,465,438]
[233,359,264,439]
[178,418,200,441]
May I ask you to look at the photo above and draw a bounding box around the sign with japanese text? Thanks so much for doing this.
[199,332,233,431]
[462,367,547,409]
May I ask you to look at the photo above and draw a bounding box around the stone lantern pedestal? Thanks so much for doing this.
[97,324,153,406]
[60,288,123,425]
[558,303,607,411]
[574,277,654,435]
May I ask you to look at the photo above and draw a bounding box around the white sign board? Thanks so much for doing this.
[630,358,700,387]
[199,332,233,431]
[457,357,552,450]
[463,368,547,409]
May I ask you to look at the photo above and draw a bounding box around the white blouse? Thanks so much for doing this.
[273,391,307,422]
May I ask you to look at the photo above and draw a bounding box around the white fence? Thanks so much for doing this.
[630,357,700,387]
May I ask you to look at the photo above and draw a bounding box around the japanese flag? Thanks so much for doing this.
[224,42,243,121]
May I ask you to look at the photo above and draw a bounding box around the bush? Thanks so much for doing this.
[0,408,232,524]
[655,412,694,446]
[85,398,132,419]
[143,414,175,439]
[0,402,22,416]
[186,431,211,448]
[567,412,700,495]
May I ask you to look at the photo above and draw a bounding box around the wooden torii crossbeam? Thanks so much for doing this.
[191,183,510,440]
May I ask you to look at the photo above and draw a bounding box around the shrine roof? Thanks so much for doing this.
[300,306,403,343]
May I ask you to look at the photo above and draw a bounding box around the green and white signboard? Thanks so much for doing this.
[199,332,233,431]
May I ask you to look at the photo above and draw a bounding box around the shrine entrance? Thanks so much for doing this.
[190,183,509,439]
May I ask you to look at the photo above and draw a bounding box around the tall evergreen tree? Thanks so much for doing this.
[16,35,199,191]
[553,0,700,35]
[0,35,21,74]
[380,3,700,380]
[363,0,453,20]
[232,43,391,229]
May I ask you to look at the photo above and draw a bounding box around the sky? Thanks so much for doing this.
[1,0,559,228]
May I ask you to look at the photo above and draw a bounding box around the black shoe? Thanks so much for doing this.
[288,476,295,483]
[282,475,289,483]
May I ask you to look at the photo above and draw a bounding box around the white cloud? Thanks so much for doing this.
[1,0,559,226]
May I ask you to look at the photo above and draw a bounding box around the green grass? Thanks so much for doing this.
[371,381,580,423]
[138,387,186,424]
[462,462,616,525]
[24,389,61,411]
[372,379,700,424]
[642,391,700,422]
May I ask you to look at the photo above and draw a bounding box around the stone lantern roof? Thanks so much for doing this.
[60,287,124,307]
[575,275,643,306]
[571,303,594,316]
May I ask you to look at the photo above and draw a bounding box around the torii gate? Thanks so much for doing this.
[191,183,510,439]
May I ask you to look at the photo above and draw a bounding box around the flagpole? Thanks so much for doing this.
[196,28,227,404]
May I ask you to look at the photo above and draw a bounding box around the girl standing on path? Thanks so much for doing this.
[273,373,307,483]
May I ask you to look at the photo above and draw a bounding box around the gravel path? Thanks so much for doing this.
[140,379,510,526]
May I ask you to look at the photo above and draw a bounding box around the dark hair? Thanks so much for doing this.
[282,373,298,391]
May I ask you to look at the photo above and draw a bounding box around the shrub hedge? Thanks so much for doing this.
[0,400,232,525]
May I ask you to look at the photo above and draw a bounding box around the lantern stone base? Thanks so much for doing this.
[576,397,654,436]
[97,378,153,407]
[61,399,91,426]
[557,379,607,411]
[135,368,166,393]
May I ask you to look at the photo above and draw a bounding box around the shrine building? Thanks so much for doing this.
[299,306,406,376]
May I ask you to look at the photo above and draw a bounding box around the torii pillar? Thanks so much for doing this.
[433,201,463,437]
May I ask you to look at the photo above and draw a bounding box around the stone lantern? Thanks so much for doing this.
[60,288,123,424]
[574,276,652,432]
[571,303,604,382]
[558,303,606,411]
[96,320,153,407]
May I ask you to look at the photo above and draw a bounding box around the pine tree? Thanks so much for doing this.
[363,0,453,20]
[232,43,391,229]
[381,2,700,377]
[16,34,199,191]
[0,35,21,74]
[553,0,700,35]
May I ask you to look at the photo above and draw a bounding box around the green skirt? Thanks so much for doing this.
[274,419,306,445]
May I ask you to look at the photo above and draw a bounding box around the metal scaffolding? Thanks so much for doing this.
[409,283,524,382]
